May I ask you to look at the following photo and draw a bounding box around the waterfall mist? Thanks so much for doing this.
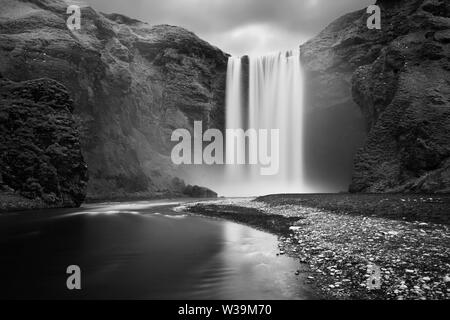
[177,48,365,196]
[220,50,308,197]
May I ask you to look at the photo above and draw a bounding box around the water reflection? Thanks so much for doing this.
[0,201,315,300]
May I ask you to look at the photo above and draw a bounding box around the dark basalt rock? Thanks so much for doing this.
[350,0,450,193]
[183,185,218,199]
[0,0,225,201]
[302,0,450,193]
[0,78,88,210]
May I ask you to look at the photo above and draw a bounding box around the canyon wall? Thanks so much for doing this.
[300,9,368,192]
[302,0,450,193]
[1,0,448,206]
[0,0,227,202]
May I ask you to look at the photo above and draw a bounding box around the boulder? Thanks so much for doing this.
[183,185,218,198]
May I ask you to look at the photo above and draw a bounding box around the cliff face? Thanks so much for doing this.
[0,78,88,211]
[300,10,368,192]
[302,0,450,193]
[0,0,226,201]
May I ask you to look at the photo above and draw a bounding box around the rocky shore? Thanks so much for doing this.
[182,194,450,300]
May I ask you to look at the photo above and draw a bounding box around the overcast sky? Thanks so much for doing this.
[84,0,374,56]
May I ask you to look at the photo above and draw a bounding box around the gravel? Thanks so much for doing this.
[182,196,450,300]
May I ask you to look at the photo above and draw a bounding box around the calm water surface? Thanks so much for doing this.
[0,200,315,299]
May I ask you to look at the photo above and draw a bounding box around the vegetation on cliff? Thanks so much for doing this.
[0,78,88,211]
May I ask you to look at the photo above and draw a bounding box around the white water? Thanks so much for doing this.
[223,49,306,196]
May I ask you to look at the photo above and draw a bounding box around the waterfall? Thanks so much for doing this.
[223,49,305,196]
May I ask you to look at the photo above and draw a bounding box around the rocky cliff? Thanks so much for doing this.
[300,8,368,192]
[0,0,227,201]
[0,78,88,211]
[302,0,450,193]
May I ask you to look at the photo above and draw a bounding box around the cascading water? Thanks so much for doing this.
[223,49,306,196]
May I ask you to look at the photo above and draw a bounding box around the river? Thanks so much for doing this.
[0,200,316,300]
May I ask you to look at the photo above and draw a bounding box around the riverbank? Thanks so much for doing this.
[0,191,56,212]
[0,189,218,213]
[182,195,450,300]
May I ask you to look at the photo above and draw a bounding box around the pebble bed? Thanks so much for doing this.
[182,198,450,300]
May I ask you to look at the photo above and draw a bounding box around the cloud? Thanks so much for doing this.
[206,23,310,56]
[85,0,374,55]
